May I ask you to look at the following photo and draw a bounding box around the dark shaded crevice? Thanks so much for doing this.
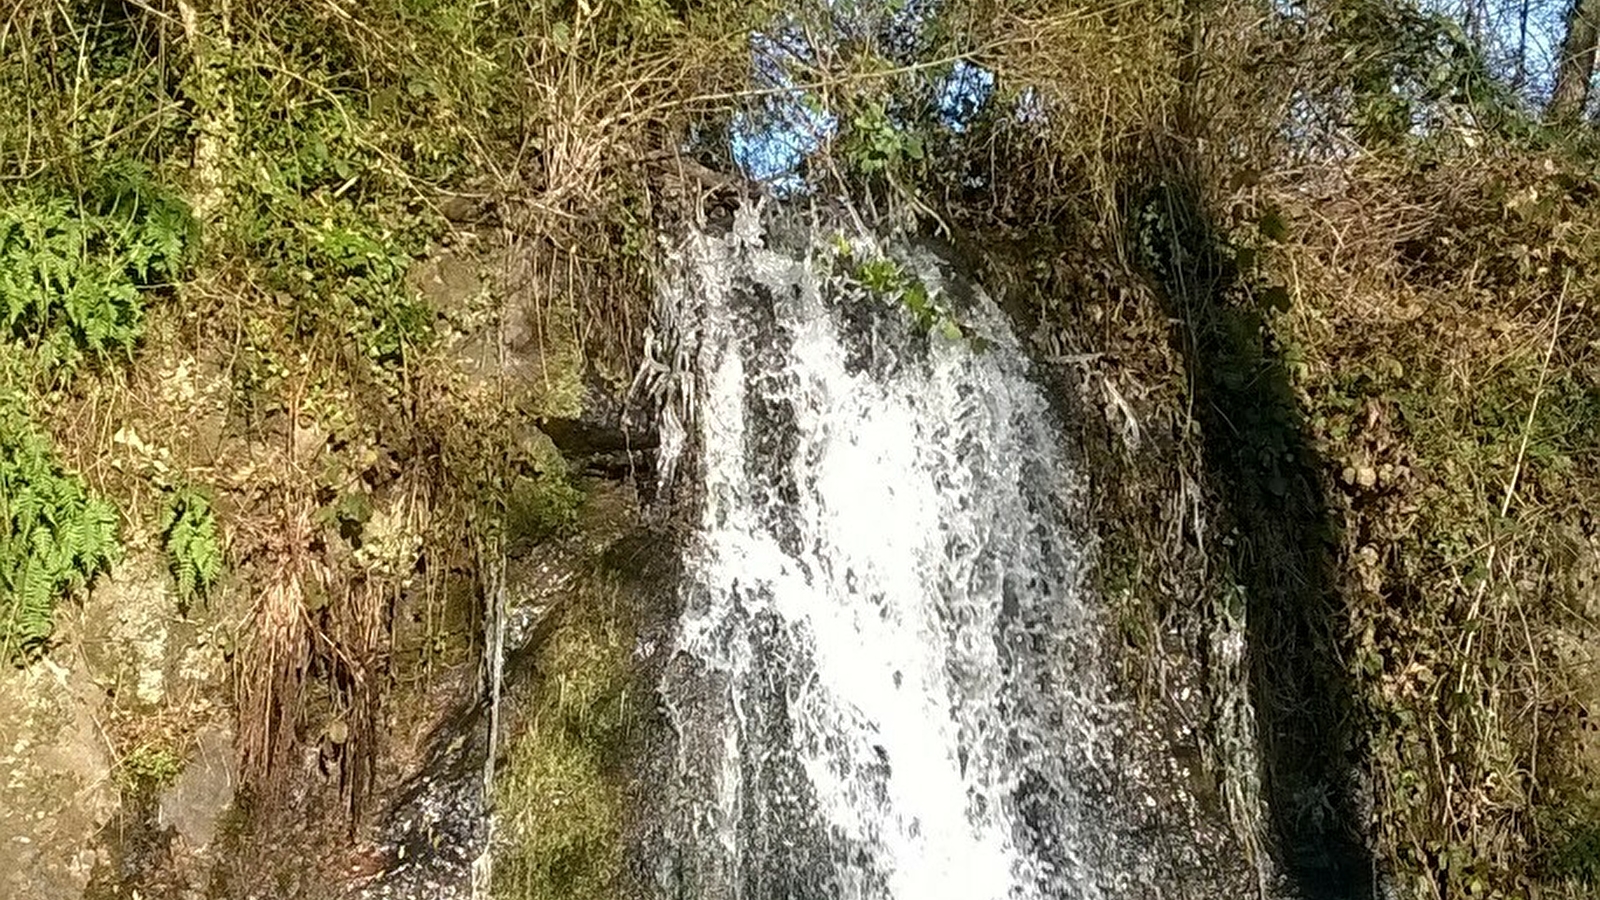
[1134,152,1375,898]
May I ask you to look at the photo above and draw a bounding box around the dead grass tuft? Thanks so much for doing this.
[235,499,318,802]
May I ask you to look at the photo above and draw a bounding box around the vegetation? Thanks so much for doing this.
[0,394,118,663]
[11,0,1600,897]
[158,487,221,605]
[0,1,747,895]
[836,240,967,340]
[0,167,192,372]
[115,742,185,792]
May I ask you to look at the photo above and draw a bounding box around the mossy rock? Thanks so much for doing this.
[494,586,634,900]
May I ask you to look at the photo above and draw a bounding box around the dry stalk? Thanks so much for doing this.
[237,498,318,802]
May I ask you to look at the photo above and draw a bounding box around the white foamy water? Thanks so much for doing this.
[649,205,1255,900]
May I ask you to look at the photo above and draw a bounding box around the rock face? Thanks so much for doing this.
[410,237,660,481]
[0,555,242,900]
[159,725,236,852]
[0,661,119,900]
[353,479,671,900]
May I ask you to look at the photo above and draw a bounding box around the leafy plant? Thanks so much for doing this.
[849,252,964,340]
[0,164,194,369]
[1327,0,1506,145]
[841,97,926,177]
[0,395,119,663]
[158,487,222,605]
[224,110,436,393]
[116,743,184,791]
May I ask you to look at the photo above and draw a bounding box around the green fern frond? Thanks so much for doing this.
[0,394,121,664]
[0,164,193,371]
[160,488,221,604]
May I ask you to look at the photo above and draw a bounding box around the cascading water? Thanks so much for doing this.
[646,203,1261,900]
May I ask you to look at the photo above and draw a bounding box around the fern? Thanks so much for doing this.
[0,163,194,370]
[0,394,119,663]
[158,487,221,604]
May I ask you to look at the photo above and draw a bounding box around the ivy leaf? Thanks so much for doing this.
[1261,284,1292,312]
[1258,209,1289,242]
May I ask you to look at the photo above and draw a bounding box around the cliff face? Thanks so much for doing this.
[8,2,1600,898]
[0,187,662,895]
[952,143,1600,896]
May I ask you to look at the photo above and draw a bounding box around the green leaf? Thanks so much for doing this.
[0,394,120,663]
[1261,284,1292,312]
[1258,209,1289,242]
[160,487,221,604]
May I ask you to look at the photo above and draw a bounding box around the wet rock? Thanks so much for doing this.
[159,724,236,851]
[528,367,659,492]
[355,740,488,900]
[355,481,663,900]
[576,448,654,479]
[537,364,657,456]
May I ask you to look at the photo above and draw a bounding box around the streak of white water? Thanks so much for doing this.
[654,205,1244,900]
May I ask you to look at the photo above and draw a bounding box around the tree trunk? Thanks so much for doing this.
[1550,0,1600,123]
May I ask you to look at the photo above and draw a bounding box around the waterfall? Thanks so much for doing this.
[648,203,1258,900]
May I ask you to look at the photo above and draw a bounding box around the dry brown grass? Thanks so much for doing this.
[235,499,319,801]
[1248,138,1600,896]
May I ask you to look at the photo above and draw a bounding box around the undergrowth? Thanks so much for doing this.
[0,165,193,372]
[1267,142,1600,898]
[0,393,119,663]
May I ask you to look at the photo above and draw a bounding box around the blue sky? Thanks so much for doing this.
[1421,0,1568,100]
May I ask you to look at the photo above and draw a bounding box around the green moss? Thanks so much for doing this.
[524,296,587,421]
[116,743,184,792]
[494,731,620,900]
[505,472,580,542]
[493,585,633,900]
[502,430,585,552]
